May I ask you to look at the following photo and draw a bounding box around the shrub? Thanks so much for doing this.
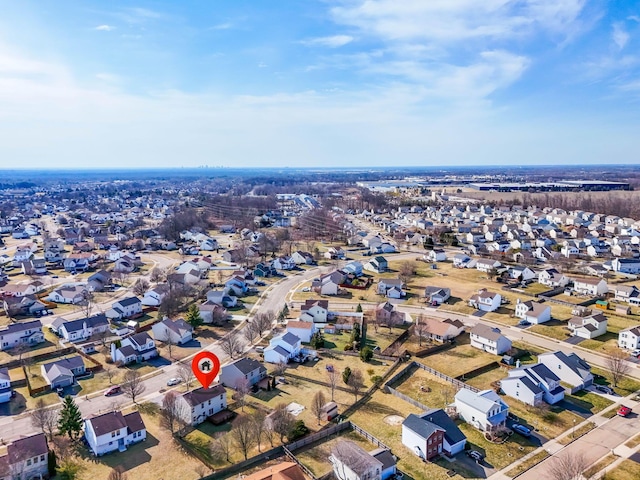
[288,420,309,441]
[342,367,351,384]
[371,375,383,385]
[343,344,352,351]
[360,347,373,362]
[367,368,375,376]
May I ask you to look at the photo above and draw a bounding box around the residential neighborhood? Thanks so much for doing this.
[0,168,640,480]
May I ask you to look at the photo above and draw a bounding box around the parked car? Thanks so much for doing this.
[631,349,640,358]
[166,378,181,387]
[518,320,531,327]
[301,287,311,292]
[512,423,532,437]
[595,385,615,395]
[466,450,484,463]
[104,385,121,396]
[618,406,632,417]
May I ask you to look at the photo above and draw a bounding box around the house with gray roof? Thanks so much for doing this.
[84,410,146,456]
[402,409,467,459]
[59,314,109,342]
[41,355,85,389]
[329,440,384,480]
[455,388,509,432]
[111,332,157,365]
[263,332,301,364]
[219,357,267,388]
[500,363,565,406]
[107,296,142,320]
[0,433,49,480]
[538,351,593,393]
[151,317,193,345]
[0,319,44,351]
[176,384,227,426]
[469,324,511,355]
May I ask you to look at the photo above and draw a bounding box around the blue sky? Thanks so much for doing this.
[0,0,639,169]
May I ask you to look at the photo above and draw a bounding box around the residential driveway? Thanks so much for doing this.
[563,336,585,345]
[449,453,496,479]
[472,310,487,317]
[557,398,594,419]
[147,356,171,367]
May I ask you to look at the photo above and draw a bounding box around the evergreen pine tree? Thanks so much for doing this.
[185,303,203,329]
[58,396,83,439]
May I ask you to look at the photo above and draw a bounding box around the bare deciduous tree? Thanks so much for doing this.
[273,361,288,377]
[220,331,243,359]
[132,278,150,296]
[606,348,631,387]
[233,377,251,412]
[160,391,188,437]
[30,398,59,441]
[243,321,260,344]
[122,369,146,403]
[270,403,295,442]
[250,411,266,452]
[346,369,365,402]
[211,432,232,463]
[178,362,195,390]
[398,260,417,285]
[310,390,326,425]
[252,311,275,337]
[327,367,339,402]
[546,451,589,480]
[105,367,117,385]
[232,416,256,460]
[149,267,165,283]
[414,314,429,347]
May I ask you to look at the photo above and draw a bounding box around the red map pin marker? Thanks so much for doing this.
[192,352,221,389]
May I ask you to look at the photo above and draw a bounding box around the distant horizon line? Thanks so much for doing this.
[1,163,638,172]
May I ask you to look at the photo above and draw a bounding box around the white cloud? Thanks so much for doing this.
[210,23,232,30]
[330,0,588,44]
[612,22,630,50]
[95,25,115,31]
[301,35,354,48]
[258,62,268,68]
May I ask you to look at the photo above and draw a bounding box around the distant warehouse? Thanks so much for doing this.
[469,180,630,192]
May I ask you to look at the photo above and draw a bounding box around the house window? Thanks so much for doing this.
[40,455,45,462]
[34,457,38,464]
[112,432,116,437]
[27,459,32,466]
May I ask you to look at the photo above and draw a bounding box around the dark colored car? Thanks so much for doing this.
[512,423,532,437]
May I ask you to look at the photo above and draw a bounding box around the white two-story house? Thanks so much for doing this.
[568,313,608,339]
[84,410,147,456]
[618,326,640,351]
[500,363,565,406]
[176,385,227,426]
[538,351,593,393]
[0,320,44,350]
[59,314,110,342]
[469,324,511,355]
[514,299,551,324]
[111,332,158,365]
[263,332,302,364]
[468,289,501,312]
[454,389,509,432]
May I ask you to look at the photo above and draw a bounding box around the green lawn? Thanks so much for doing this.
[565,391,613,414]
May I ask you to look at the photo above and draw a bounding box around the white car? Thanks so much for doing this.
[166,378,181,386]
